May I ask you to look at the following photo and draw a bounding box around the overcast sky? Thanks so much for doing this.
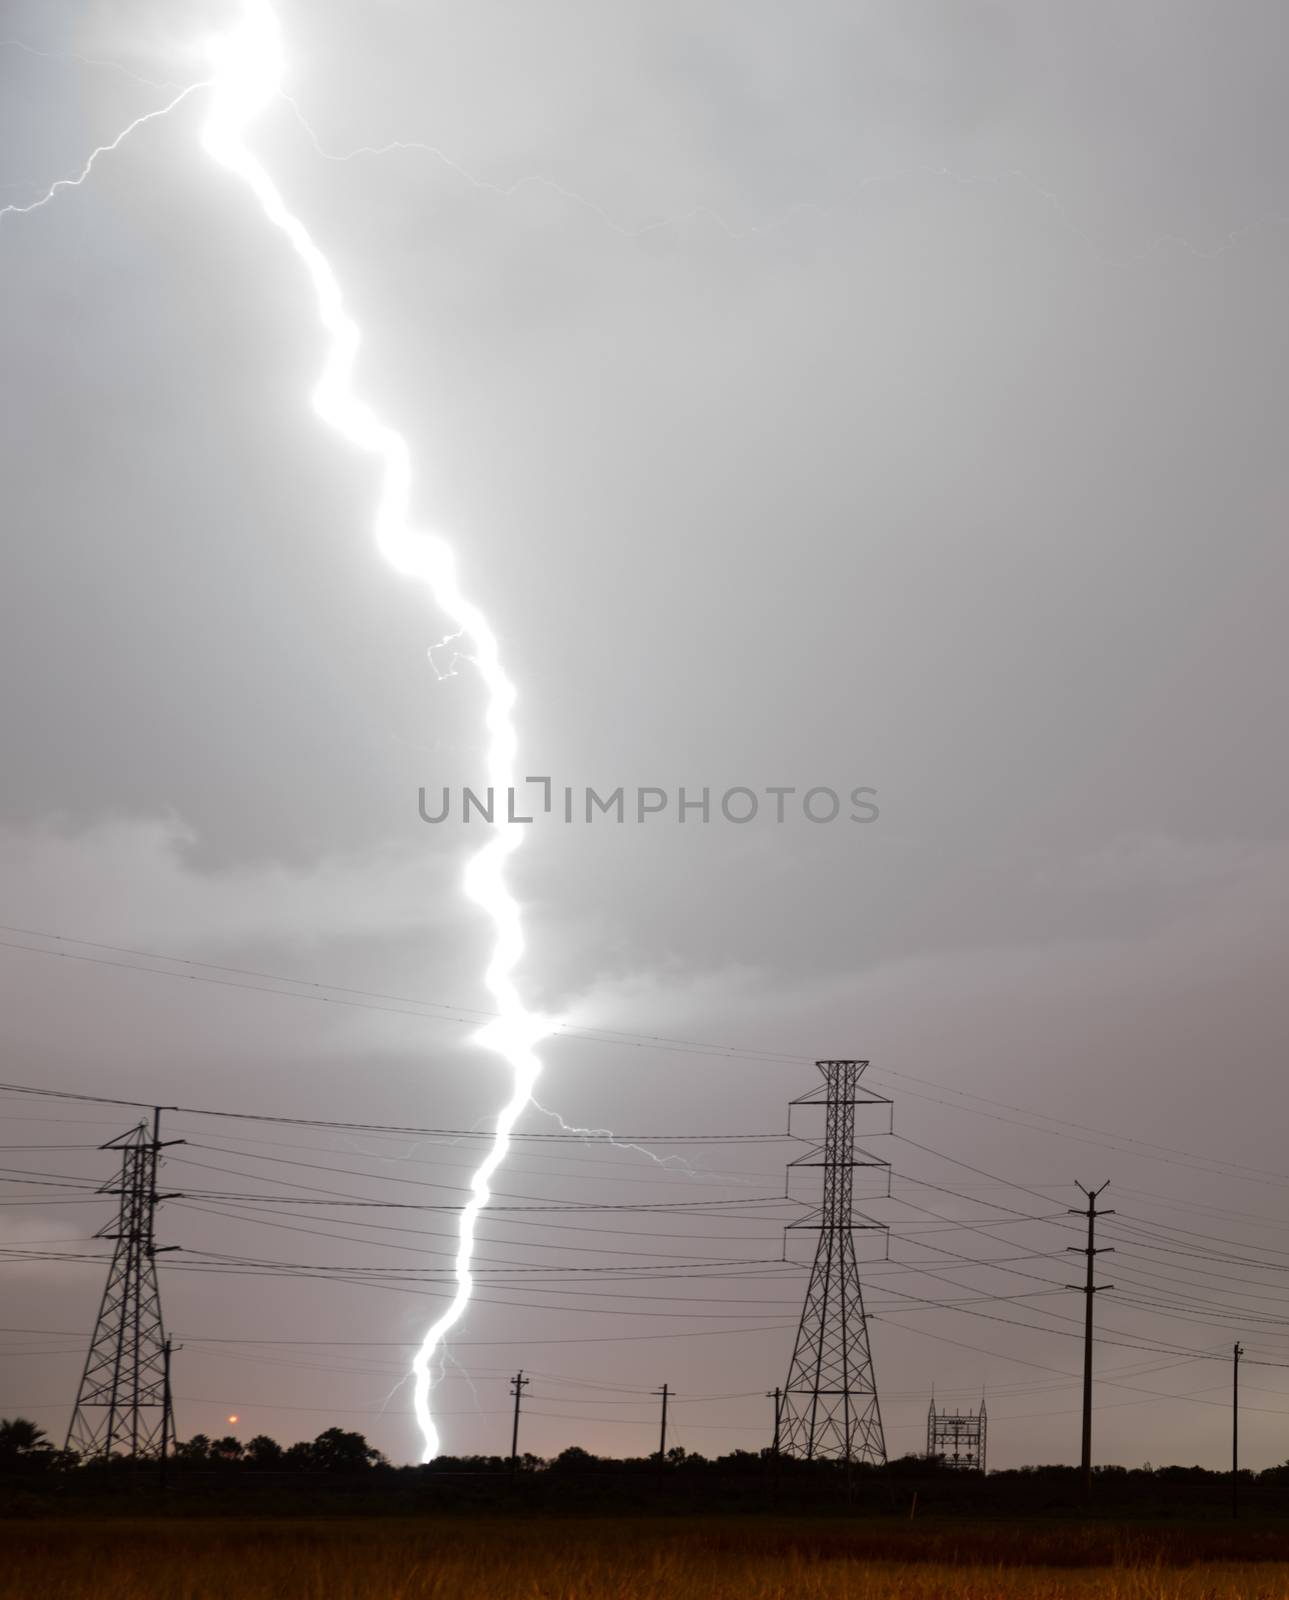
[1,0,1288,1470]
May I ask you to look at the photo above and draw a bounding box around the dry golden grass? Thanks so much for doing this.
[5,1518,1289,1599]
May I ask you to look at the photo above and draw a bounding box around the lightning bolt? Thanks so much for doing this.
[0,35,185,93]
[439,1344,483,1412]
[0,80,207,220]
[277,89,1289,262]
[196,0,549,1462]
[6,35,1286,264]
[427,628,474,682]
[527,1095,699,1175]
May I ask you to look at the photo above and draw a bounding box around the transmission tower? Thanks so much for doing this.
[66,1113,179,1460]
[780,1059,890,1463]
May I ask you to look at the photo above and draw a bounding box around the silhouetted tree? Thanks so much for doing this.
[307,1428,384,1470]
[0,1418,52,1460]
[245,1434,284,1467]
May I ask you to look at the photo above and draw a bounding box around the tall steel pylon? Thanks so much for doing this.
[781,1060,890,1463]
[66,1114,178,1460]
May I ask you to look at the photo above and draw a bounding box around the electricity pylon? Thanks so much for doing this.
[66,1114,180,1460]
[780,1060,890,1463]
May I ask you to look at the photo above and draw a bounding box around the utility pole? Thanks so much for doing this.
[1233,1342,1243,1519]
[508,1370,528,1472]
[766,1384,782,1500]
[1066,1181,1114,1500]
[656,1383,670,1461]
[767,1386,782,1457]
[159,1337,175,1491]
[67,1111,183,1459]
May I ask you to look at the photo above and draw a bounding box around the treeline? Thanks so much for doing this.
[6,1417,1289,1519]
[175,1429,384,1471]
[0,1418,383,1475]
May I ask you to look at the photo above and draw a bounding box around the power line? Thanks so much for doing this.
[19,1065,1289,1460]
[0,928,803,1067]
[6,930,1288,1210]
[0,1077,781,1145]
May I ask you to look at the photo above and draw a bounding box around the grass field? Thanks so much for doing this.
[6,1517,1289,1598]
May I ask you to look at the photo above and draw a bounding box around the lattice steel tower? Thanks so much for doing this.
[781,1059,890,1463]
[67,1115,178,1459]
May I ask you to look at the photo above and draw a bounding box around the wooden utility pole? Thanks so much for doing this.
[159,1337,174,1492]
[767,1386,782,1457]
[1233,1342,1244,1519]
[766,1384,782,1500]
[508,1371,528,1472]
[656,1383,669,1462]
[1066,1181,1114,1499]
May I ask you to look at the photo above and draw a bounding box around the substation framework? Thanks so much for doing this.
[927,1395,987,1471]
